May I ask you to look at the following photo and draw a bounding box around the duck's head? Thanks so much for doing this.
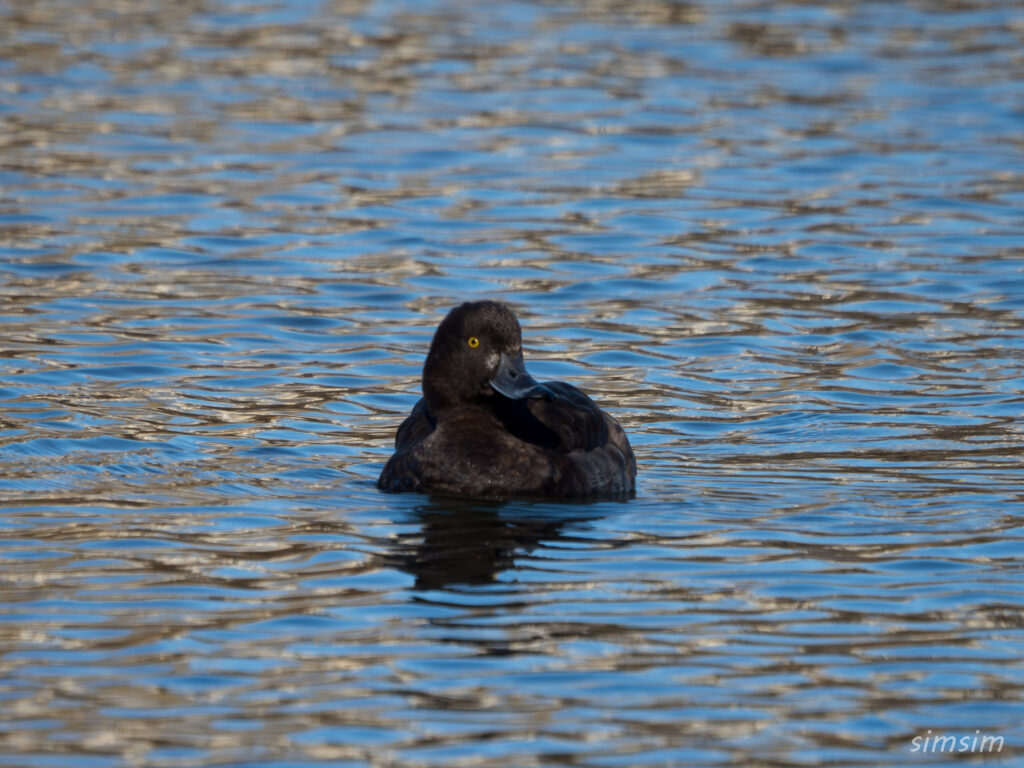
[422,301,549,410]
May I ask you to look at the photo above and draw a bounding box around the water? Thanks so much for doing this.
[2,0,1023,765]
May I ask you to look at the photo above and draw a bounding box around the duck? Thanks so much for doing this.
[378,301,636,499]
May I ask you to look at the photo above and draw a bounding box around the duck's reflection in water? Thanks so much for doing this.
[386,498,605,590]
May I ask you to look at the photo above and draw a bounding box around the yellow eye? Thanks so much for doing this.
[467,336,479,348]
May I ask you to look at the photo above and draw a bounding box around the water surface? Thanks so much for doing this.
[2,0,1023,766]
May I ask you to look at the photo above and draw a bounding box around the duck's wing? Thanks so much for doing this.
[516,381,636,495]
[378,398,435,492]
[499,380,625,454]
[394,397,435,450]
[527,381,609,452]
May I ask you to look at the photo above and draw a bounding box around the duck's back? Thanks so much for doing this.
[517,381,635,497]
[378,382,635,499]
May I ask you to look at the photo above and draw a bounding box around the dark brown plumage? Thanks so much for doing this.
[378,301,636,500]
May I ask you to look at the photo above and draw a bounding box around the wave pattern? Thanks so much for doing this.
[1,0,1023,765]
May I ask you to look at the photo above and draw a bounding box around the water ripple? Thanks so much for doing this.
[2,0,1024,765]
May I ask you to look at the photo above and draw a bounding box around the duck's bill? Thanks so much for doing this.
[490,352,552,400]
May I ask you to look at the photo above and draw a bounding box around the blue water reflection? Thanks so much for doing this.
[2,0,1024,765]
